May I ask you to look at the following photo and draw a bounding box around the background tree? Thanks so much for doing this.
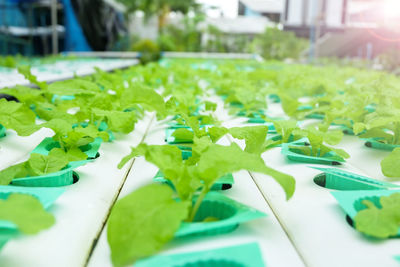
[117,0,199,32]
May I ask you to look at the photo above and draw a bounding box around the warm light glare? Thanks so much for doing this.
[383,0,400,18]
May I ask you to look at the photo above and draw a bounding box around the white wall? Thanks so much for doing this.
[287,0,303,26]
[325,0,344,27]
[285,0,345,27]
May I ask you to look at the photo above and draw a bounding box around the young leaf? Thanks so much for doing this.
[353,122,366,135]
[48,79,99,95]
[381,148,400,177]
[0,163,27,185]
[208,126,228,143]
[0,98,38,136]
[229,126,268,154]
[355,193,400,238]
[121,84,166,117]
[0,194,55,234]
[107,184,190,267]
[323,130,343,145]
[17,66,47,90]
[197,142,295,199]
[92,108,137,134]
[171,128,194,141]
[27,151,69,176]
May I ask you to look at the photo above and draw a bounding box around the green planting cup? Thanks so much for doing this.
[11,161,87,187]
[311,167,399,191]
[153,170,234,191]
[0,229,18,251]
[282,142,345,165]
[0,124,5,138]
[363,138,400,151]
[32,137,102,160]
[175,192,266,238]
[269,94,280,103]
[135,242,265,267]
[332,189,400,237]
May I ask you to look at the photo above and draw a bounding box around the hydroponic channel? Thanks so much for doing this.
[0,54,400,267]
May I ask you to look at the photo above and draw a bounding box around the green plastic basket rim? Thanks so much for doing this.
[175,192,266,237]
[135,242,265,267]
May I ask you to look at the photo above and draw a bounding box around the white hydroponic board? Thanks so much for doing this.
[0,114,154,267]
[225,102,400,267]
[0,58,138,89]
[88,117,306,267]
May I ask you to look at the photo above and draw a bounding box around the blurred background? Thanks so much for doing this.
[0,0,399,71]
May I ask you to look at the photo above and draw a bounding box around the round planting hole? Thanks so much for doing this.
[313,173,327,188]
[176,260,244,267]
[192,200,237,223]
[346,215,354,228]
[0,93,19,102]
[365,142,372,148]
[72,172,80,184]
[221,184,232,190]
[313,174,382,191]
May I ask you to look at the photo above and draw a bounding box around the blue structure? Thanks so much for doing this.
[0,0,92,54]
[61,0,92,51]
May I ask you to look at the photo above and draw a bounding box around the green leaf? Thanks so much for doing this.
[0,163,27,185]
[48,79,100,95]
[279,94,299,117]
[61,132,94,149]
[121,84,166,117]
[17,66,47,90]
[27,151,69,176]
[359,128,393,143]
[92,108,137,134]
[323,130,343,145]
[381,148,400,177]
[41,119,73,139]
[207,126,228,143]
[229,126,268,154]
[107,184,190,267]
[197,142,295,199]
[353,122,366,135]
[329,146,350,159]
[0,194,55,234]
[204,101,217,111]
[355,193,400,238]
[273,120,299,143]
[171,128,194,142]
[0,99,38,136]
[51,147,88,162]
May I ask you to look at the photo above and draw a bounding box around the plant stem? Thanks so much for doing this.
[189,187,208,222]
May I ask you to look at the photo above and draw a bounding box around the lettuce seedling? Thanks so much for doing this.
[355,193,400,238]
[290,127,349,160]
[0,98,38,136]
[107,183,189,267]
[113,139,295,265]
[0,149,70,185]
[0,193,55,234]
